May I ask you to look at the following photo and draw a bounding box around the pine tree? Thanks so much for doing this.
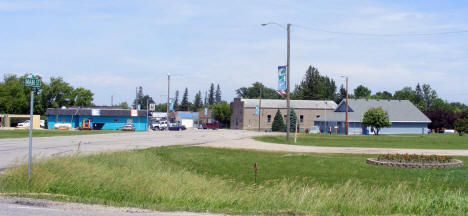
[204,91,208,106]
[336,84,346,104]
[208,83,215,105]
[181,87,189,111]
[215,84,222,104]
[272,109,286,132]
[133,86,144,109]
[289,108,298,132]
[174,90,179,110]
[193,91,202,111]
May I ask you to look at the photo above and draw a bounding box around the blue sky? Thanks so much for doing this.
[1,0,468,105]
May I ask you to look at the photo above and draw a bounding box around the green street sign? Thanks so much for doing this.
[25,76,41,88]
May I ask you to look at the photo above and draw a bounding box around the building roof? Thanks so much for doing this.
[240,99,337,110]
[45,108,148,117]
[315,99,431,123]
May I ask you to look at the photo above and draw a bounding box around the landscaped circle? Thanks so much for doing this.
[366,153,464,168]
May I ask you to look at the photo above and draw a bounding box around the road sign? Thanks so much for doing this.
[24,76,41,88]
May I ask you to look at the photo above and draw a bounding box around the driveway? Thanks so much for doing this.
[0,129,267,169]
[199,138,468,156]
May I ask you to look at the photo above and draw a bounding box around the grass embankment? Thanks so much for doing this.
[2,146,468,215]
[0,130,127,139]
[256,133,468,149]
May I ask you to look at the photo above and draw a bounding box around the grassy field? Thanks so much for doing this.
[255,133,468,149]
[0,129,127,139]
[1,146,468,215]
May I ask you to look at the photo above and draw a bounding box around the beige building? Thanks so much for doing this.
[230,98,337,131]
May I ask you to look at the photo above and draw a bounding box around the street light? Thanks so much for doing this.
[340,75,349,135]
[262,22,292,142]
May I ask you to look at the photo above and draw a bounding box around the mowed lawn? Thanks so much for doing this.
[0,129,127,139]
[255,133,468,149]
[1,146,468,215]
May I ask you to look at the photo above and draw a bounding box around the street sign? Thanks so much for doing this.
[24,76,41,88]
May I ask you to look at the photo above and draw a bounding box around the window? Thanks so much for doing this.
[267,115,271,123]
[300,115,304,123]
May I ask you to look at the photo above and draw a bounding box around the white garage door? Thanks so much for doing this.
[181,119,194,128]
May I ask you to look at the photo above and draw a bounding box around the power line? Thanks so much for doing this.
[294,24,468,37]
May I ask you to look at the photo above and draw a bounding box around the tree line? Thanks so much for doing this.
[0,74,94,115]
[236,65,468,131]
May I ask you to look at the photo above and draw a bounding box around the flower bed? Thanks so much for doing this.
[366,153,463,168]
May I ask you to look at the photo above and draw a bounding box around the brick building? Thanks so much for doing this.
[230,98,337,131]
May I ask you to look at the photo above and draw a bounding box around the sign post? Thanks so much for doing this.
[24,75,41,185]
[253,162,258,185]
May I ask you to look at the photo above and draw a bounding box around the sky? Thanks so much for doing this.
[1,0,468,105]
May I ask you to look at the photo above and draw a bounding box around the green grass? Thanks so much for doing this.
[255,133,468,149]
[0,129,127,139]
[2,146,468,215]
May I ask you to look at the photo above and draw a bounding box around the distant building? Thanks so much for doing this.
[45,107,149,131]
[171,111,199,128]
[314,99,431,135]
[230,98,337,131]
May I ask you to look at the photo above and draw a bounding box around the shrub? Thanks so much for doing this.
[377,153,452,163]
[454,118,468,136]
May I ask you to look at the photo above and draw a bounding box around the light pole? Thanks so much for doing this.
[262,22,291,142]
[341,75,349,135]
[167,73,170,123]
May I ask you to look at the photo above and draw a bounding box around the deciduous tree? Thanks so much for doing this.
[354,85,371,98]
[292,66,336,100]
[362,107,392,135]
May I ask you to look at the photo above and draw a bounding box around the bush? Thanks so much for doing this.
[454,119,468,136]
[377,153,452,163]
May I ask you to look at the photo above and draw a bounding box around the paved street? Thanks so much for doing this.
[0,129,267,169]
[0,196,224,216]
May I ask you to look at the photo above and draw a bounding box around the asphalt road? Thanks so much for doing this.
[0,129,266,169]
[0,196,224,216]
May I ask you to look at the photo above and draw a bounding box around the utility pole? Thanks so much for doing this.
[286,23,291,142]
[146,98,149,131]
[345,76,349,135]
[258,87,262,132]
[261,22,292,141]
[167,73,170,123]
[135,87,138,109]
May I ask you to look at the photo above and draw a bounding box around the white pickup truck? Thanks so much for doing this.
[151,121,168,131]
[17,120,45,128]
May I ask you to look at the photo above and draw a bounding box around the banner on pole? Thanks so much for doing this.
[169,98,174,111]
[150,103,155,111]
[276,66,287,95]
[255,105,259,115]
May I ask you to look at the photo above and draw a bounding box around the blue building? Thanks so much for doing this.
[314,99,431,135]
[45,107,149,131]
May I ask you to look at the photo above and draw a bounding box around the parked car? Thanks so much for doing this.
[308,126,321,134]
[168,123,186,131]
[121,123,136,131]
[201,122,219,130]
[151,121,168,131]
[16,120,45,128]
[444,129,455,134]
[16,120,30,127]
